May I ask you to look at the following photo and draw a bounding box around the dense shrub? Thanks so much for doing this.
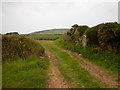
[86,26,99,46]
[2,35,45,61]
[65,25,89,49]
[86,22,120,50]
[97,22,120,50]
[59,22,120,52]
[77,25,89,36]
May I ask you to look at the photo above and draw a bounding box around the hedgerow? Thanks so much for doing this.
[2,35,45,61]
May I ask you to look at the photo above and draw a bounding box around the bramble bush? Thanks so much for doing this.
[2,35,45,61]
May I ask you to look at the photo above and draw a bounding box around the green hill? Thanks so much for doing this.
[30,29,69,34]
[28,28,69,40]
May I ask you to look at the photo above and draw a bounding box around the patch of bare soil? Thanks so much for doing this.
[45,48,69,88]
[60,49,119,88]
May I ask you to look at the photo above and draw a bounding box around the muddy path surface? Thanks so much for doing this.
[40,40,118,88]
[45,49,69,88]
[40,41,69,88]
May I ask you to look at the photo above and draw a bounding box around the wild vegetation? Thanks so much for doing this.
[56,22,120,75]
[2,35,49,88]
[2,35,45,61]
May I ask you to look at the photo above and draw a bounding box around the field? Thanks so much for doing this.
[30,29,69,34]
[28,29,69,40]
[28,34,62,40]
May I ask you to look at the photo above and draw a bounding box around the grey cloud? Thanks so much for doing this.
[2,1,118,34]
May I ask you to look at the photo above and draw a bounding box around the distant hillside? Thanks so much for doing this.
[30,29,69,35]
[28,28,69,40]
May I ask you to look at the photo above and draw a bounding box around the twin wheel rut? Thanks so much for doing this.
[62,49,118,88]
[41,41,118,88]
[45,49,69,88]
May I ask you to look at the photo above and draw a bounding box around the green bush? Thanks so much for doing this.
[97,22,120,50]
[77,25,89,36]
[86,26,99,47]
[86,22,120,50]
[2,35,45,61]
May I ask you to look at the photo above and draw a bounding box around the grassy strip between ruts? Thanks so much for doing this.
[42,41,104,88]
[3,55,49,88]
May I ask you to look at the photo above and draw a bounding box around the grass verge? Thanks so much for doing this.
[3,55,49,88]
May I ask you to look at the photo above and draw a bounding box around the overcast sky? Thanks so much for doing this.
[1,0,119,34]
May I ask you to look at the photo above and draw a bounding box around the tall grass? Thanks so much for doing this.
[3,55,49,88]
